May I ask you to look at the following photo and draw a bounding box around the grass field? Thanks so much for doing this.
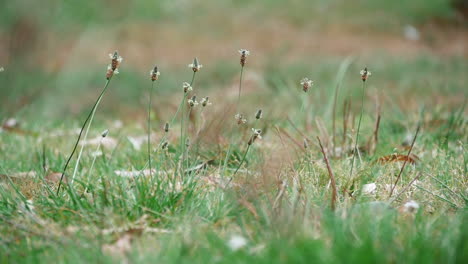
[1,0,467,263]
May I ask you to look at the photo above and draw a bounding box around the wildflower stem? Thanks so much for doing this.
[180,72,196,177]
[349,80,367,178]
[147,81,155,179]
[222,65,245,177]
[57,78,112,195]
[237,66,244,112]
[232,144,251,178]
[83,137,103,194]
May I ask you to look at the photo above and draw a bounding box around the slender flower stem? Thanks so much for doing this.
[71,80,112,184]
[83,137,103,194]
[349,80,367,178]
[136,73,196,177]
[237,66,244,111]
[222,65,244,176]
[57,78,112,195]
[180,72,196,178]
[231,144,251,181]
[147,81,155,178]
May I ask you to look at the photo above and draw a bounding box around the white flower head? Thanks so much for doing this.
[248,128,262,145]
[150,66,160,81]
[362,183,377,195]
[252,128,262,139]
[235,113,247,124]
[0,67,4,72]
[239,49,250,66]
[360,67,371,81]
[300,78,313,92]
[188,57,203,72]
[403,200,420,213]
[183,82,193,93]
[227,235,247,251]
[187,96,199,107]
[239,49,250,56]
[200,96,212,107]
[109,52,123,63]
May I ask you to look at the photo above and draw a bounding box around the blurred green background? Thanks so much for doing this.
[0,0,466,123]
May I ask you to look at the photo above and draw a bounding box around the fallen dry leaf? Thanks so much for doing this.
[377,154,419,165]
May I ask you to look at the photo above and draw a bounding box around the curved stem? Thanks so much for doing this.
[349,81,367,178]
[57,78,112,195]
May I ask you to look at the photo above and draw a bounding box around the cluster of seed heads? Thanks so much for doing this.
[200,97,211,107]
[360,67,371,82]
[161,141,169,150]
[106,51,123,80]
[235,113,247,125]
[188,96,199,107]
[188,57,203,72]
[255,109,263,120]
[101,129,109,138]
[300,78,313,92]
[239,49,250,67]
[248,128,262,145]
[150,66,160,81]
[183,82,193,93]
[164,122,169,133]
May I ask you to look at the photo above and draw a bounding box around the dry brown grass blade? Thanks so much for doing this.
[389,124,421,198]
[238,198,259,219]
[276,126,303,150]
[317,136,337,211]
[377,154,419,165]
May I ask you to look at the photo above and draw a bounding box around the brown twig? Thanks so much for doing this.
[317,136,337,211]
[389,124,421,198]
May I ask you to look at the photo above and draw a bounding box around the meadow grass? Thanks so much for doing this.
[0,0,467,262]
[0,53,466,263]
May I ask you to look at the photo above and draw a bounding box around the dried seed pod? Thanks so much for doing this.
[248,128,262,145]
[101,129,109,138]
[255,109,263,120]
[238,49,250,67]
[300,78,313,92]
[360,67,371,82]
[150,66,160,81]
[188,58,202,72]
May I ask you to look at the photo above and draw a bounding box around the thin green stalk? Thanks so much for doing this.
[180,72,196,178]
[148,81,155,178]
[222,65,244,176]
[71,81,111,184]
[232,144,251,178]
[349,80,366,178]
[57,78,112,195]
[83,137,104,194]
[237,66,244,109]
